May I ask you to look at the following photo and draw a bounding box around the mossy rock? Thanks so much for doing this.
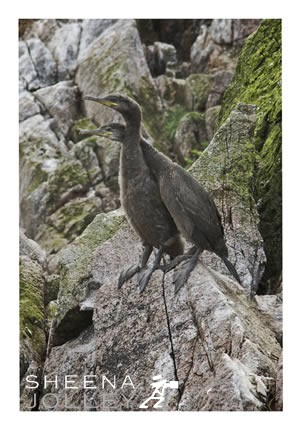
[73,137,104,185]
[174,111,207,164]
[45,274,60,305]
[20,256,46,360]
[48,196,103,241]
[164,105,189,142]
[36,196,103,254]
[205,105,221,141]
[19,19,36,38]
[73,118,97,131]
[219,19,281,147]
[70,118,98,143]
[219,19,282,289]
[19,135,59,197]
[162,106,207,160]
[47,159,89,210]
[53,209,125,341]
[189,103,265,293]
[137,77,167,144]
[190,103,258,207]
[36,225,69,255]
[182,111,206,124]
[26,161,49,193]
[76,19,166,146]
[186,73,212,111]
[46,300,58,330]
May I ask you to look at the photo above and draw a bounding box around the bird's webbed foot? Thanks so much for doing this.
[118,265,141,288]
[138,247,164,293]
[118,244,153,289]
[173,247,201,294]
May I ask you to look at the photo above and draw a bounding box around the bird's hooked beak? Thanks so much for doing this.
[78,127,113,138]
[84,95,118,108]
[95,128,113,138]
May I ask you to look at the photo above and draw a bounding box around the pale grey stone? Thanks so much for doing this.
[26,38,57,88]
[48,23,81,80]
[76,19,163,133]
[19,90,40,122]
[210,19,233,45]
[19,40,38,89]
[34,81,79,136]
[78,19,117,59]
[205,105,221,141]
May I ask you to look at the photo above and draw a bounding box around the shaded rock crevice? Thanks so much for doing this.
[51,307,94,347]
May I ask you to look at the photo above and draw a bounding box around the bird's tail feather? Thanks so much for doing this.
[221,256,241,285]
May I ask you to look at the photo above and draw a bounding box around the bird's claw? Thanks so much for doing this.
[118,265,140,288]
[137,267,153,293]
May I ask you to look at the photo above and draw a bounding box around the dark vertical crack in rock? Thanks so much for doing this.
[161,272,181,404]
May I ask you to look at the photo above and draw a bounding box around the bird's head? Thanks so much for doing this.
[84,93,141,122]
[98,123,126,141]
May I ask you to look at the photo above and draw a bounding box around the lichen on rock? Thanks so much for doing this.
[20,257,45,348]
[52,209,125,346]
[70,118,98,143]
[219,19,282,290]
[19,232,47,410]
[46,159,89,211]
[174,111,207,164]
[76,19,165,144]
[190,103,265,293]
[36,196,103,256]
[185,73,212,111]
[33,81,80,136]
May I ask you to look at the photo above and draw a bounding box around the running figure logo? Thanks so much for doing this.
[139,375,179,409]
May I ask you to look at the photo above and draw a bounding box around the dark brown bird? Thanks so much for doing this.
[80,120,241,292]
[83,94,183,292]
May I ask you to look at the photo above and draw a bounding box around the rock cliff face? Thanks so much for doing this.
[19,19,282,411]
[219,19,282,293]
[19,232,47,411]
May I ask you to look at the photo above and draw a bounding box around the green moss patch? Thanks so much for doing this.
[164,105,189,142]
[219,19,282,288]
[47,159,89,209]
[70,118,98,143]
[48,197,102,241]
[186,73,212,111]
[54,210,125,328]
[190,104,258,209]
[20,256,46,359]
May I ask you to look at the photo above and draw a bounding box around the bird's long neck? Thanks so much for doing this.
[121,112,144,175]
